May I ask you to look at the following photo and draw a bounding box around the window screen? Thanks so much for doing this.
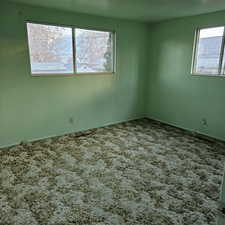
[193,26,225,75]
[26,22,115,75]
[27,23,74,74]
[75,29,114,73]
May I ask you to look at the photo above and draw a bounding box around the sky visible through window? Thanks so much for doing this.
[200,27,224,38]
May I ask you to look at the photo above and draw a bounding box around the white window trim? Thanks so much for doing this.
[191,25,225,77]
[26,21,116,76]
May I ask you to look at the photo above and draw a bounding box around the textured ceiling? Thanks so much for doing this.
[9,0,225,22]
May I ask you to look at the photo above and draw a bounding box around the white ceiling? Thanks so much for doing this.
[9,0,225,22]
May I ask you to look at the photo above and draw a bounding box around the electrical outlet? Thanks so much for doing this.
[69,117,74,125]
[202,118,207,126]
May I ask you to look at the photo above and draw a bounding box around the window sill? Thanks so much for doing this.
[31,72,115,77]
[191,73,225,77]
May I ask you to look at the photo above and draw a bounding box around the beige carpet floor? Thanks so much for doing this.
[0,119,225,225]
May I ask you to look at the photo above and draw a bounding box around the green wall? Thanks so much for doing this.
[0,1,149,147]
[2,1,225,148]
[146,10,225,141]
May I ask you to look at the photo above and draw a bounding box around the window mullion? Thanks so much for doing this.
[218,27,225,75]
[193,29,200,74]
[221,27,225,75]
[72,28,77,74]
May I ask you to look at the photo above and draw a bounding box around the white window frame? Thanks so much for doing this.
[191,25,225,77]
[26,21,116,76]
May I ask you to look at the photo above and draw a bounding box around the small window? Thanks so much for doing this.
[192,26,225,75]
[27,23,74,74]
[26,22,115,75]
[75,29,114,73]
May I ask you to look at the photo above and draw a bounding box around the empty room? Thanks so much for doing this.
[1,0,225,224]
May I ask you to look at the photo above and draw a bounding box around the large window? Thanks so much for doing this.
[26,22,115,75]
[192,26,225,75]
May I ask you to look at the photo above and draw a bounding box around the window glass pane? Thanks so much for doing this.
[195,26,224,74]
[75,29,114,73]
[27,23,74,74]
[222,48,225,75]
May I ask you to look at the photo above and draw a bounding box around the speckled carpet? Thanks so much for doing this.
[0,119,225,225]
